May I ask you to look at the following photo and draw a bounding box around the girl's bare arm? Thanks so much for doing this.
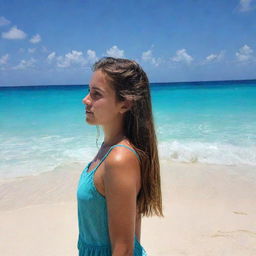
[104,147,140,256]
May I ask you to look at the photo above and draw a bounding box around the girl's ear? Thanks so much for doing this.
[120,99,133,114]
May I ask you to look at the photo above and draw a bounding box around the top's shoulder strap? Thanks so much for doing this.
[110,144,140,161]
[91,144,140,173]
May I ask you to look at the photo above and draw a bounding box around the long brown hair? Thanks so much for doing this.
[92,57,164,217]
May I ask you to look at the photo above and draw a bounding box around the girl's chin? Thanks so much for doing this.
[85,116,97,124]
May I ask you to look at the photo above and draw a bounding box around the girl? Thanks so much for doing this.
[77,57,163,256]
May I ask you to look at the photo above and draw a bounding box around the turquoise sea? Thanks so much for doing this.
[0,80,256,179]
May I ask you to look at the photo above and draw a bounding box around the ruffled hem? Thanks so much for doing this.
[78,238,111,256]
[78,236,148,256]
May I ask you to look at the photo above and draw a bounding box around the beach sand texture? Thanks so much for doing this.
[0,161,256,256]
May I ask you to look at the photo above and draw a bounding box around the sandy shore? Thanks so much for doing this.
[0,161,256,256]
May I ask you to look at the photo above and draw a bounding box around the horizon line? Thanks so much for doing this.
[0,78,256,88]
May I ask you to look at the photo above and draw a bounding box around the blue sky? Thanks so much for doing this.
[0,0,256,86]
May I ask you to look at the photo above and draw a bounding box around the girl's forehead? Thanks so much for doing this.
[90,70,112,93]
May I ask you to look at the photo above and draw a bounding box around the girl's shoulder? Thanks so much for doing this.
[104,140,140,170]
[111,139,139,159]
[103,142,141,192]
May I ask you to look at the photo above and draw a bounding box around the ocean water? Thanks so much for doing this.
[0,80,256,179]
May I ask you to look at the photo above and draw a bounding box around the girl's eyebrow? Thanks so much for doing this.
[89,85,105,93]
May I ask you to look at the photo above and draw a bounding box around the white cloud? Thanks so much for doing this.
[205,51,225,63]
[0,16,10,26]
[47,52,56,62]
[171,49,193,64]
[30,34,41,44]
[141,49,161,66]
[106,45,124,58]
[13,58,36,70]
[2,26,27,39]
[57,50,86,68]
[28,48,36,54]
[239,0,255,12]
[0,54,9,65]
[41,46,49,53]
[206,54,219,62]
[48,49,98,68]
[235,44,253,61]
[87,49,98,63]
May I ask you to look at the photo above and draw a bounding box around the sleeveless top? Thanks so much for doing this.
[76,144,148,256]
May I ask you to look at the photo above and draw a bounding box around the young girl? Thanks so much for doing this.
[77,57,163,256]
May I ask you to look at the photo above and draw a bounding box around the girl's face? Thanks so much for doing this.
[82,70,125,125]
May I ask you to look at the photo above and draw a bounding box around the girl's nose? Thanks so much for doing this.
[82,93,90,105]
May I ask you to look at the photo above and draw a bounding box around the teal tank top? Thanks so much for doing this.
[76,144,148,256]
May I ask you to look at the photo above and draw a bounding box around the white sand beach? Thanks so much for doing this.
[0,161,256,256]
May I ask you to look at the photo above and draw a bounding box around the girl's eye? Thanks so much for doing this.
[88,88,100,97]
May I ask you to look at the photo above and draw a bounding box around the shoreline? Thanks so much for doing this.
[0,161,256,255]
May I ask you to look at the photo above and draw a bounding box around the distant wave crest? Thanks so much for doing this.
[159,140,256,166]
